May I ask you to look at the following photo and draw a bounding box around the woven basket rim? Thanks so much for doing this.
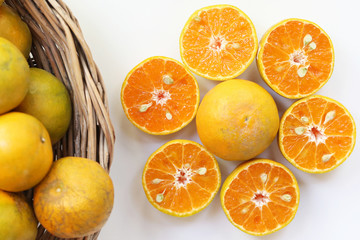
[4,0,115,239]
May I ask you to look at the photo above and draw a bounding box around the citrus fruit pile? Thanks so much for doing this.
[0,2,114,239]
[121,4,356,236]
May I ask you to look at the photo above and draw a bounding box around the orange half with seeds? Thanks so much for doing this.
[221,159,300,236]
[180,4,258,80]
[279,95,356,173]
[121,56,200,135]
[142,139,221,217]
[257,18,334,98]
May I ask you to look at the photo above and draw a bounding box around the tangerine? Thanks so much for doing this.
[0,112,53,192]
[279,95,356,173]
[0,190,37,240]
[34,157,114,238]
[180,4,258,80]
[16,68,72,144]
[0,37,29,114]
[0,4,32,57]
[221,159,300,235]
[196,79,279,161]
[142,139,221,217]
[257,19,334,98]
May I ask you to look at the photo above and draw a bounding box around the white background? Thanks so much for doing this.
[65,0,359,239]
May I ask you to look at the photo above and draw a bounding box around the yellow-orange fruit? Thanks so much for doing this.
[196,79,279,161]
[0,190,37,240]
[34,157,114,238]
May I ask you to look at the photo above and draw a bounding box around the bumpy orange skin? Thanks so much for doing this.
[0,190,37,240]
[34,157,114,238]
[0,4,32,57]
[0,112,53,192]
[196,80,279,161]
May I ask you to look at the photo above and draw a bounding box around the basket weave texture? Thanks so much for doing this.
[5,0,115,239]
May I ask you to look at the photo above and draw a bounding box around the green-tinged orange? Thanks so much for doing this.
[0,190,37,240]
[0,37,29,114]
[16,68,72,144]
[0,4,32,57]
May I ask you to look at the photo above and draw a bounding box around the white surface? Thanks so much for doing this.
[65,0,360,239]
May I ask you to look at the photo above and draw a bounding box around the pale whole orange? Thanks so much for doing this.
[196,80,279,161]
[33,157,114,238]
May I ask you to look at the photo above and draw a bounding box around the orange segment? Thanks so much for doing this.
[265,166,295,193]
[281,135,310,159]
[261,205,278,230]
[279,95,356,173]
[266,24,294,54]
[227,202,256,226]
[221,159,300,236]
[270,186,298,208]
[306,96,328,125]
[284,20,304,49]
[257,18,334,98]
[142,140,221,217]
[294,142,317,169]
[121,56,199,135]
[267,202,293,225]
[180,5,258,80]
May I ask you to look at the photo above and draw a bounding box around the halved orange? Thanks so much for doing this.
[142,139,221,217]
[220,159,300,236]
[279,95,356,173]
[180,5,258,80]
[257,19,334,99]
[121,56,200,135]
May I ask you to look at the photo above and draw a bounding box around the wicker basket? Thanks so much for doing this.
[4,0,115,239]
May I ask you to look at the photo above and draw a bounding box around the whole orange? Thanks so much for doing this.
[196,79,279,161]
[16,68,72,144]
[0,37,29,115]
[0,4,32,57]
[33,157,114,238]
[0,190,37,240]
[0,112,53,192]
